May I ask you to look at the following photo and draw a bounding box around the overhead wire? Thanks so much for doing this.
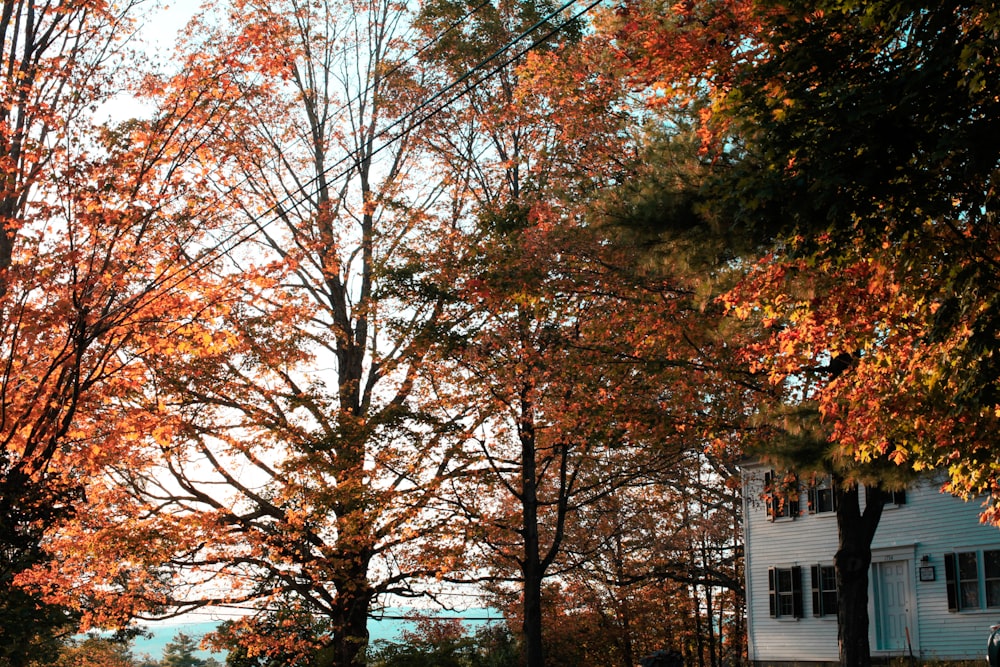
[213,0,497,221]
[96,0,494,318]
[60,0,606,627]
[321,0,605,186]
[134,0,599,307]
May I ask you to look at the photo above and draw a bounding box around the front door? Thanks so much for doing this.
[873,559,915,652]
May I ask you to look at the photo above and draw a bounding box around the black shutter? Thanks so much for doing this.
[792,565,804,618]
[807,486,817,514]
[768,568,778,617]
[811,565,822,616]
[790,483,800,517]
[944,552,959,611]
[765,471,775,520]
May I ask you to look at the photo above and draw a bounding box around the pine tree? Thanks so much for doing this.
[161,633,206,667]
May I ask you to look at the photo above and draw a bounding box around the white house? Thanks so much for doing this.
[742,463,1000,665]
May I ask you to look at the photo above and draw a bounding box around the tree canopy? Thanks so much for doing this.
[0,1,997,667]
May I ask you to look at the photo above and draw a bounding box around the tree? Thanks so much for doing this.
[431,155,756,667]
[0,0,142,655]
[411,7,770,667]
[521,435,744,667]
[368,616,473,667]
[161,633,207,667]
[712,2,1000,665]
[40,633,138,667]
[601,2,1000,666]
[412,4,654,664]
[0,0,253,655]
[97,0,476,665]
[215,612,334,667]
[368,618,519,667]
[715,0,1000,519]
[441,224,656,667]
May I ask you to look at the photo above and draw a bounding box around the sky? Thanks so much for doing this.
[138,0,204,49]
[94,0,205,123]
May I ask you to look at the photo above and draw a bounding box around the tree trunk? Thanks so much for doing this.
[703,538,717,667]
[835,481,886,667]
[324,572,373,667]
[619,599,635,667]
[523,562,545,667]
[521,397,545,667]
[693,583,705,667]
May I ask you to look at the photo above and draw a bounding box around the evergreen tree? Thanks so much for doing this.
[161,633,206,667]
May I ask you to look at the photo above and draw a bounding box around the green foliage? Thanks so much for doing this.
[723,0,1000,244]
[216,612,334,667]
[161,633,208,667]
[714,0,1000,502]
[0,470,83,667]
[367,621,519,667]
[595,127,762,296]
[27,633,145,667]
[719,0,1000,350]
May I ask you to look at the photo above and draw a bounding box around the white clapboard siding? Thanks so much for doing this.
[742,463,1000,665]
[743,463,841,663]
[873,476,1000,661]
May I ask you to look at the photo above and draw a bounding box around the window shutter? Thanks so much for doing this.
[765,471,775,520]
[790,487,800,517]
[768,568,777,617]
[811,565,822,616]
[792,565,804,618]
[807,486,817,514]
[944,552,959,611]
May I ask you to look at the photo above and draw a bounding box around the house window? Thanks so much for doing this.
[886,489,907,505]
[945,549,1000,611]
[986,551,1000,607]
[807,475,836,514]
[864,486,907,507]
[811,564,837,617]
[764,471,800,520]
[959,552,980,608]
[768,566,803,618]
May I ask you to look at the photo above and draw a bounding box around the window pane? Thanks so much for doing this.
[986,551,1000,607]
[985,551,1000,578]
[823,591,838,615]
[962,581,980,608]
[779,594,794,616]
[959,552,979,579]
[817,488,834,513]
[987,580,1000,608]
[778,569,792,591]
[821,567,837,591]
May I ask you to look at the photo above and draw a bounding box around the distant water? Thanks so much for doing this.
[130,609,499,662]
[130,621,226,662]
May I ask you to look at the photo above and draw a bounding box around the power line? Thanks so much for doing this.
[92,0,497,320]
[199,0,497,214]
[144,604,503,622]
[252,0,586,225]
[136,0,597,305]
